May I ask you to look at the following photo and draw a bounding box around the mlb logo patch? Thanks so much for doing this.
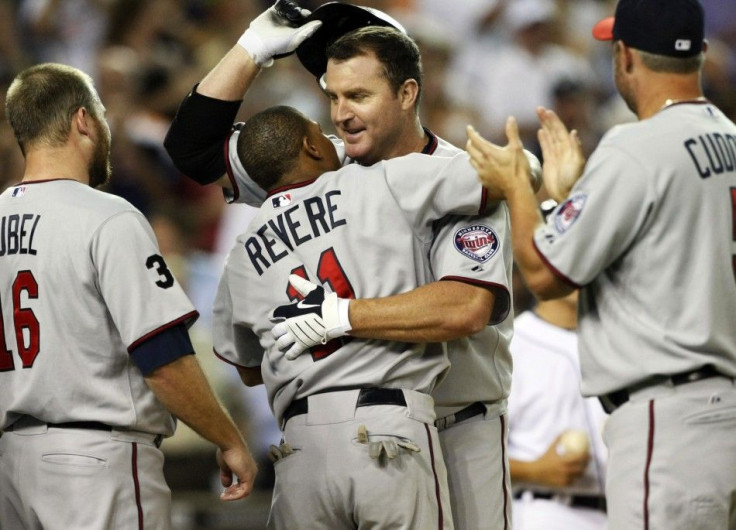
[453,225,499,263]
[554,192,587,233]
[271,193,292,208]
[11,186,26,198]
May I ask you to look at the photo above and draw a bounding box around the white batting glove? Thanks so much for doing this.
[270,275,352,360]
[237,0,322,67]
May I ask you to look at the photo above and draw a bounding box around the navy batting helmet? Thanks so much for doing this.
[294,2,406,79]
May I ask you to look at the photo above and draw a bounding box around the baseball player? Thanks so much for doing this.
[467,0,736,527]
[0,63,257,530]
[508,292,608,530]
[212,104,505,529]
[164,4,542,527]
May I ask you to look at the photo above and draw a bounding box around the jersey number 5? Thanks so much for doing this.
[287,248,355,361]
[0,271,40,371]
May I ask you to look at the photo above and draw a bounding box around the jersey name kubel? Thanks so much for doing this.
[0,214,40,256]
[684,131,736,178]
[245,190,346,275]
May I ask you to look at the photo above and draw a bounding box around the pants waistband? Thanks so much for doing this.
[514,490,607,512]
[599,365,731,414]
[434,401,487,431]
[283,387,407,427]
[4,416,163,448]
[6,420,111,432]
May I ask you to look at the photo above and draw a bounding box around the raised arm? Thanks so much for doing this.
[163,2,321,189]
[466,118,574,300]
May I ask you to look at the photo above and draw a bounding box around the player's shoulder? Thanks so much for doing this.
[432,135,463,157]
[55,182,145,229]
[78,185,140,215]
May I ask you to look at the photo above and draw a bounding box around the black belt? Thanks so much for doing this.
[282,388,407,426]
[514,490,607,512]
[435,401,486,430]
[6,421,112,432]
[599,365,727,414]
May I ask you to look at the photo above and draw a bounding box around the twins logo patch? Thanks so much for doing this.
[554,192,587,233]
[453,225,499,263]
[271,193,292,208]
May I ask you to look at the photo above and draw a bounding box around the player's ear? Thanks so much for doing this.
[619,41,635,74]
[303,135,323,160]
[74,107,93,137]
[398,79,419,111]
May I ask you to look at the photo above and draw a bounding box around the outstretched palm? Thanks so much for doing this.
[536,107,586,201]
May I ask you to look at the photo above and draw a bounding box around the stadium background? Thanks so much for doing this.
[0,1,733,528]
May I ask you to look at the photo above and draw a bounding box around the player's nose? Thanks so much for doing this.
[332,98,354,126]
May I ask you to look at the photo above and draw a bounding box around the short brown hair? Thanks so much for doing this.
[5,63,102,156]
[327,26,423,110]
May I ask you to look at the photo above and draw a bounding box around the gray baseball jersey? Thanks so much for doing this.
[223,130,515,530]
[224,129,514,412]
[213,152,487,424]
[533,101,736,396]
[0,180,197,435]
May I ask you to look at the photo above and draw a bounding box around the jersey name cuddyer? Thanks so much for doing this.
[533,102,736,396]
[213,152,488,425]
[0,180,197,434]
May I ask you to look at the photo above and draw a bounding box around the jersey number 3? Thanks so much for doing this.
[0,271,40,371]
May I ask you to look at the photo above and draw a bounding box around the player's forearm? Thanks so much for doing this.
[145,355,246,451]
[349,281,494,342]
[510,458,539,484]
[506,185,572,300]
[198,45,261,101]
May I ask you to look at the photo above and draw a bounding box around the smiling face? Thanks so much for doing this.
[324,52,408,166]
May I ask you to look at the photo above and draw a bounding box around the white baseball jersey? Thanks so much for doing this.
[0,180,197,435]
[533,101,736,396]
[213,152,489,425]
[508,311,607,497]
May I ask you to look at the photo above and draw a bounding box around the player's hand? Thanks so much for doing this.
[530,433,590,488]
[536,106,586,202]
[270,275,352,360]
[466,118,533,201]
[217,445,259,501]
[237,0,322,67]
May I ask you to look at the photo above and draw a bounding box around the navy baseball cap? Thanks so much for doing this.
[592,0,705,58]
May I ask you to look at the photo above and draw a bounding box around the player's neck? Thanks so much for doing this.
[636,73,703,120]
[393,119,428,157]
[22,146,91,185]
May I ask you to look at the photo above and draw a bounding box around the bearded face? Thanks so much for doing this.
[89,114,112,188]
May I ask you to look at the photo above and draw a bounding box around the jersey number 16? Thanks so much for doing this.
[0,271,40,371]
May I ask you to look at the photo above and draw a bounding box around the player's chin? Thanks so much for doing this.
[344,139,376,166]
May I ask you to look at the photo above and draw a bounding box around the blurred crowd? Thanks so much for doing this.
[1,0,735,506]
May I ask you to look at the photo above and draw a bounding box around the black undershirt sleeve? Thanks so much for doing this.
[163,84,242,185]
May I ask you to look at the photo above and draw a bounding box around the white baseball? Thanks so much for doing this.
[557,429,589,457]
[523,149,543,192]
